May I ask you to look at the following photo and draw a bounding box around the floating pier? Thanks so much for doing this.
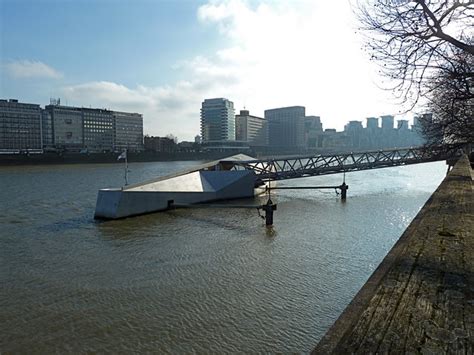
[94,154,261,219]
[94,147,453,220]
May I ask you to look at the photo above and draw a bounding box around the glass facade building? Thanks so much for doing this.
[200,98,235,143]
[43,104,144,152]
[2,100,144,153]
[83,108,114,152]
[265,106,305,149]
[41,110,53,148]
[114,111,144,152]
[0,99,42,152]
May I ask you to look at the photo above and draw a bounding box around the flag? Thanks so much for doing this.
[117,151,127,161]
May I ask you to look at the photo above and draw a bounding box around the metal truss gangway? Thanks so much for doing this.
[222,146,452,182]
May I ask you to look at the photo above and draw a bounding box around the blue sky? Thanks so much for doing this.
[1,0,404,140]
[2,0,218,90]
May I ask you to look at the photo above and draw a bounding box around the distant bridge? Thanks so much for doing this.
[221,146,453,182]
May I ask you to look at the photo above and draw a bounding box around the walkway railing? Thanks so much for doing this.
[224,146,451,181]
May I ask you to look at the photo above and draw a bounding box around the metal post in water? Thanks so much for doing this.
[340,182,348,200]
[125,149,129,186]
[262,197,277,226]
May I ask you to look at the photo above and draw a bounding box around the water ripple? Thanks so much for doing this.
[0,161,446,352]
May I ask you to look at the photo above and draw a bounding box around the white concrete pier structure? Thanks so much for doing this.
[94,154,258,219]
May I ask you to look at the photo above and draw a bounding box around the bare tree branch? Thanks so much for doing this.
[356,0,473,145]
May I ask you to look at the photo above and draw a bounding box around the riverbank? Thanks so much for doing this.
[313,154,473,353]
[0,151,231,165]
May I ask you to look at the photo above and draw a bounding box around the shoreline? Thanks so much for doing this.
[313,154,473,353]
[0,151,232,166]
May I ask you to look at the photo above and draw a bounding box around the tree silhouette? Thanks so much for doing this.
[357,0,473,146]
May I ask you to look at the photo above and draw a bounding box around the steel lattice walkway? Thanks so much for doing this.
[222,146,451,181]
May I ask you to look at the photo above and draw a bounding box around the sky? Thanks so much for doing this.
[1,0,406,141]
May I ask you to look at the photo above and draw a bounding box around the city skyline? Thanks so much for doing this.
[0,96,421,143]
[1,0,415,141]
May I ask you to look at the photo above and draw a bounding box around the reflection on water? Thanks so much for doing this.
[0,160,445,352]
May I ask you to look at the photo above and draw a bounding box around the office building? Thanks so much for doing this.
[412,113,431,145]
[41,110,53,148]
[45,104,84,151]
[82,108,115,152]
[344,120,363,132]
[305,116,323,131]
[144,136,176,153]
[113,111,144,152]
[381,115,395,130]
[265,106,305,149]
[413,113,432,130]
[235,109,268,146]
[0,99,42,152]
[200,98,235,143]
[304,115,323,148]
[321,128,351,150]
[366,117,379,129]
[45,103,144,152]
[344,120,364,149]
[397,120,409,130]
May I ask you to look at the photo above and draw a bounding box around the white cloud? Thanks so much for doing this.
[62,79,220,140]
[63,82,152,110]
[5,60,63,79]
[63,0,401,140]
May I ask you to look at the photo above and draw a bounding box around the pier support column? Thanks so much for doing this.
[339,183,348,200]
[262,198,277,226]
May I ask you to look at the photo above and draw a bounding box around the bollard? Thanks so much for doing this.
[262,198,277,226]
[339,182,348,200]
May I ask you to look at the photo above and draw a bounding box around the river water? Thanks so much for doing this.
[0,160,446,353]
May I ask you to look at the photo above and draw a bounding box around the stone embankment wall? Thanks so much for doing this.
[313,155,473,354]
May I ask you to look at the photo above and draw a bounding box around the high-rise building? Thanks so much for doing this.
[412,113,431,145]
[345,120,364,149]
[396,119,412,147]
[235,109,267,146]
[366,117,379,129]
[413,113,432,129]
[364,117,380,149]
[265,106,305,149]
[304,115,323,148]
[397,120,409,130]
[344,120,363,132]
[113,111,144,152]
[0,99,43,152]
[200,98,235,143]
[381,115,394,130]
[305,116,323,132]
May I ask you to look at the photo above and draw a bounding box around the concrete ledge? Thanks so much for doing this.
[313,155,473,354]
